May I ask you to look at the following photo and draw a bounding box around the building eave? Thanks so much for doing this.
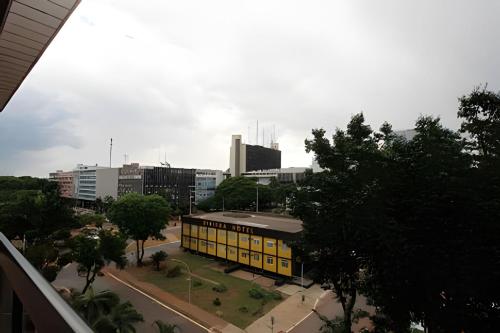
[0,0,80,112]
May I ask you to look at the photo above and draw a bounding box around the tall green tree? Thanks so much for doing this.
[0,176,75,242]
[72,230,127,293]
[458,85,500,159]
[292,113,384,333]
[0,176,76,283]
[269,178,297,210]
[102,195,116,214]
[108,193,171,266]
[299,98,500,333]
[362,116,475,332]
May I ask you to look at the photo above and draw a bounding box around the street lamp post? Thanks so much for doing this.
[256,179,259,213]
[170,258,192,304]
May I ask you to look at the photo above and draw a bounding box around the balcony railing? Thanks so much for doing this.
[0,233,92,333]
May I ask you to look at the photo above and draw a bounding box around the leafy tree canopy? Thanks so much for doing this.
[108,193,170,266]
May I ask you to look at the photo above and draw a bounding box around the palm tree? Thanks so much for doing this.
[91,316,116,333]
[108,301,144,333]
[153,320,179,333]
[72,287,119,324]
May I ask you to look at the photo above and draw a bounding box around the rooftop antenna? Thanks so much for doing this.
[160,152,171,168]
[262,127,265,147]
[109,138,113,167]
[256,120,259,146]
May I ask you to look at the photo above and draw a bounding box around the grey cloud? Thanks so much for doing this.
[0,89,82,158]
[2,0,500,176]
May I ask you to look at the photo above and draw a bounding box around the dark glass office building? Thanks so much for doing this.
[142,167,196,208]
[245,144,281,172]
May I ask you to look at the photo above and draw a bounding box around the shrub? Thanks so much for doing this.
[166,265,182,277]
[193,279,203,287]
[213,297,221,306]
[248,287,264,299]
[212,284,227,293]
[238,306,248,313]
[271,291,283,300]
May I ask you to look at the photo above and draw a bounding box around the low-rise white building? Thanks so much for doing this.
[241,167,310,185]
[195,169,224,204]
[74,164,119,201]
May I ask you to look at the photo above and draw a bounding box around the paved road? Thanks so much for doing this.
[54,240,206,333]
[288,293,373,333]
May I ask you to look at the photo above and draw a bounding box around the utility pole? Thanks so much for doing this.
[109,138,113,167]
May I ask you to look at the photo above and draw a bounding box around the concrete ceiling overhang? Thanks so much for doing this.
[0,0,80,112]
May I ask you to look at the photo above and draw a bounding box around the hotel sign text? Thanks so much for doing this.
[202,220,254,234]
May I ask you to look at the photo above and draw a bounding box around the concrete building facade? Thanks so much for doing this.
[117,163,144,197]
[49,170,75,198]
[96,168,119,200]
[73,164,118,201]
[142,166,196,208]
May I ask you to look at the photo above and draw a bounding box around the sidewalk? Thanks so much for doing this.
[245,284,328,333]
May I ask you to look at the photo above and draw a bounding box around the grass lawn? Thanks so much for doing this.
[128,252,285,328]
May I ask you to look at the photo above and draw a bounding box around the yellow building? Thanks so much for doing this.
[181,212,303,277]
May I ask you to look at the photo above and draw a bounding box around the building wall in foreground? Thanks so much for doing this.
[180,217,295,276]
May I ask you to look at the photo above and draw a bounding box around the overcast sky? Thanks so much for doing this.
[1,0,499,177]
